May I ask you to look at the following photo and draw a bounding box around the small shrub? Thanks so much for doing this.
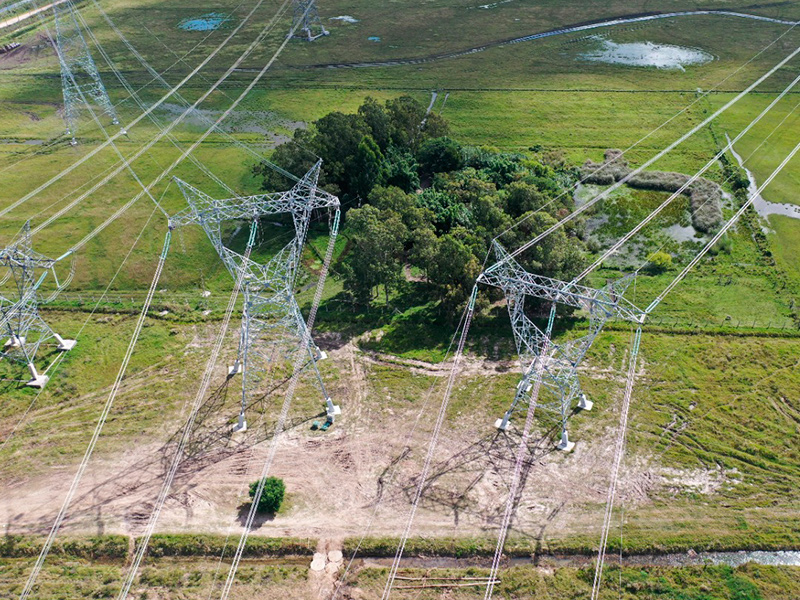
[249,477,285,514]
[646,251,673,274]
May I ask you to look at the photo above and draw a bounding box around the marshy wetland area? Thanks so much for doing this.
[1,0,800,598]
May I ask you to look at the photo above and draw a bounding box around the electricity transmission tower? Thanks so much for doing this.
[170,162,341,431]
[0,222,76,388]
[291,0,329,41]
[52,0,120,145]
[478,243,644,450]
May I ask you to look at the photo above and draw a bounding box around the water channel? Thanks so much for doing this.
[726,134,800,222]
[360,550,800,569]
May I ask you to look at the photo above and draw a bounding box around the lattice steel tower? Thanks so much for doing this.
[0,222,76,388]
[291,0,329,41]
[170,162,341,431]
[478,243,644,450]
[53,0,120,145]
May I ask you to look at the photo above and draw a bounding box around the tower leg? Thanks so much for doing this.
[229,320,247,376]
[556,429,575,452]
[232,411,247,432]
[54,333,77,351]
[495,409,512,431]
[227,359,242,376]
[325,397,341,422]
[26,363,49,388]
[577,393,593,411]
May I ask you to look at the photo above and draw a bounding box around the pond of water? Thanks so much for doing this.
[178,13,232,32]
[581,37,713,70]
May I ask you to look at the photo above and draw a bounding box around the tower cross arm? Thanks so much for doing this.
[478,268,645,323]
[170,169,339,229]
[0,251,57,269]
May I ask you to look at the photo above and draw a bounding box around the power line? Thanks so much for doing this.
[25,0,293,247]
[0,0,276,220]
[85,0,302,185]
[648,135,800,313]
[590,327,641,600]
[381,286,478,600]
[15,1,299,590]
[503,40,800,267]
[489,19,799,247]
[19,229,171,599]
[573,70,800,283]
[218,168,340,600]
[0,201,159,452]
[114,227,257,600]
[0,0,249,177]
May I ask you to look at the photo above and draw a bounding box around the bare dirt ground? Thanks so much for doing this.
[0,32,55,71]
[0,333,727,548]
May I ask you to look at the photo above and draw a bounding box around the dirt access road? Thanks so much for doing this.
[0,0,70,32]
[0,333,732,547]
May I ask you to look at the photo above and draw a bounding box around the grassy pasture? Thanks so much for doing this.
[0,2,799,593]
[4,2,800,292]
[0,555,310,599]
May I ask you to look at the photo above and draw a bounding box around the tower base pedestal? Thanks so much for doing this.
[228,363,242,377]
[27,375,49,388]
[556,431,575,452]
[5,336,25,349]
[326,400,341,421]
[232,413,247,433]
[57,339,77,351]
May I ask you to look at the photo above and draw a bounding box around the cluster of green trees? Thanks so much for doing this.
[257,96,588,315]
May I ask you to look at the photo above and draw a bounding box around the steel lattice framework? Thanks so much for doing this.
[53,0,119,145]
[291,0,328,41]
[170,162,341,431]
[0,222,76,388]
[478,243,645,450]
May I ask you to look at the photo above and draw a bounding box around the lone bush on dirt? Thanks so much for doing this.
[249,477,285,514]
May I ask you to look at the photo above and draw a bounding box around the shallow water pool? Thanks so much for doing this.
[582,37,713,70]
[178,13,232,32]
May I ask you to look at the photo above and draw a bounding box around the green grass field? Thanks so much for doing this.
[1,0,800,596]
